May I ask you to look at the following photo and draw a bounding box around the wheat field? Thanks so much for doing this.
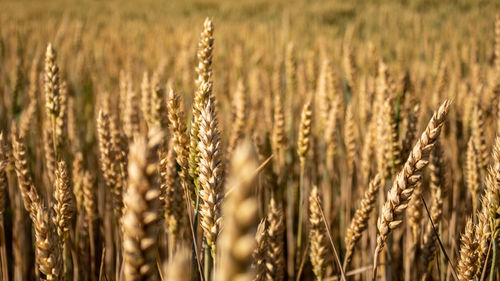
[0,0,499,280]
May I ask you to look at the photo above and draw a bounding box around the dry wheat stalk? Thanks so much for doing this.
[53,161,74,239]
[122,130,162,281]
[317,59,333,130]
[376,98,390,182]
[44,43,60,137]
[167,89,196,205]
[419,138,446,274]
[141,71,151,126]
[343,45,357,92]
[457,219,478,281]
[428,138,446,224]
[401,104,420,162]
[189,80,214,186]
[297,101,312,169]
[0,133,7,215]
[474,202,490,278]
[373,100,450,276]
[43,121,57,182]
[189,18,215,184]
[124,75,141,139]
[18,100,37,139]
[252,219,267,281]
[361,119,376,183]
[198,96,223,257]
[271,59,283,101]
[344,174,382,270]
[309,185,328,281]
[472,105,488,171]
[72,152,84,212]
[495,14,500,76]
[227,79,247,157]
[272,94,287,170]
[97,110,123,219]
[0,132,7,281]
[11,132,35,213]
[161,140,184,244]
[305,50,316,92]
[67,96,78,150]
[82,171,97,223]
[265,196,285,281]
[55,80,68,151]
[149,74,168,131]
[407,182,423,241]
[29,187,62,281]
[383,97,401,176]
[466,138,481,214]
[195,17,214,89]
[285,42,297,97]
[218,141,259,281]
[344,102,357,172]
[81,170,97,278]
[28,54,39,102]
[487,135,500,238]
[357,75,371,126]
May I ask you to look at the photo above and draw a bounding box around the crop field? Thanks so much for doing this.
[0,0,499,280]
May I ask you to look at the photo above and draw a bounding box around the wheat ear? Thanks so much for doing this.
[486,135,500,238]
[466,137,481,215]
[97,110,123,219]
[198,96,223,258]
[420,138,446,274]
[53,160,74,239]
[344,174,382,270]
[309,185,329,281]
[189,18,214,185]
[161,140,184,245]
[122,131,162,281]
[373,100,451,279]
[167,89,196,205]
[218,141,259,281]
[457,219,479,281]
[227,79,247,157]
[252,219,267,281]
[265,196,285,281]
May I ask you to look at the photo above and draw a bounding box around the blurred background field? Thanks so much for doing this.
[1,0,500,280]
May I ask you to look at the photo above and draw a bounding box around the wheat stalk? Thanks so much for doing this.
[198,96,223,258]
[373,100,451,278]
[167,89,196,205]
[344,174,382,270]
[309,185,328,281]
[122,130,162,281]
[265,196,285,281]
[189,18,214,184]
[466,137,481,215]
[457,219,478,281]
[419,138,446,275]
[252,219,267,281]
[97,110,123,219]
[227,79,246,157]
[218,141,259,281]
[161,140,184,245]
[53,160,74,239]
